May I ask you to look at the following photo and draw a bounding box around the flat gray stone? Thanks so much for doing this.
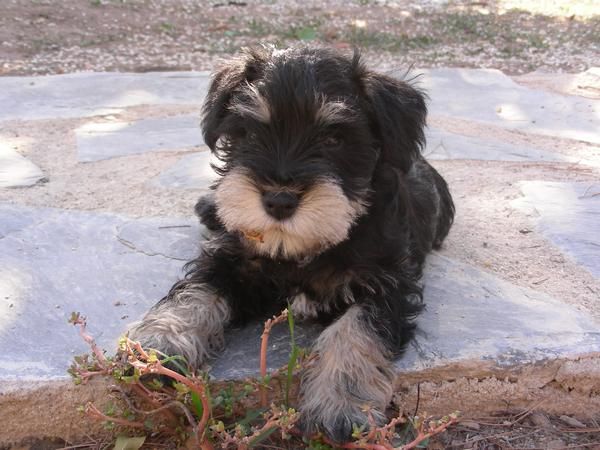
[424,128,581,163]
[0,204,200,382]
[3,69,598,147]
[401,254,600,370]
[117,217,200,261]
[421,68,600,144]
[0,72,209,122]
[157,131,577,189]
[76,115,204,162]
[152,151,219,189]
[210,254,600,379]
[3,204,597,385]
[512,181,600,278]
[0,145,45,188]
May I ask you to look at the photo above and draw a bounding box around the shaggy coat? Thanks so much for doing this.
[129,45,454,442]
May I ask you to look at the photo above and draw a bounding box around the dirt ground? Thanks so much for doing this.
[0,0,598,76]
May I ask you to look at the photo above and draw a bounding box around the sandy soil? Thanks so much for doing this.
[0,0,598,76]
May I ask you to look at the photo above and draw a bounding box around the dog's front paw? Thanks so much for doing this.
[127,318,200,371]
[194,194,224,233]
[126,285,231,370]
[300,398,386,443]
[299,305,395,442]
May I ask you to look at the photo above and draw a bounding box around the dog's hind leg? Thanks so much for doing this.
[127,281,231,369]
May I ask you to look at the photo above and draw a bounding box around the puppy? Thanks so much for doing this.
[129,45,454,442]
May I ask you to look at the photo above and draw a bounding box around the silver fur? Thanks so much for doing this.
[127,284,231,368]
[299,305,394,437]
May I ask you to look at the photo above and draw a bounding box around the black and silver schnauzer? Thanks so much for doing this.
[129,45,454,442]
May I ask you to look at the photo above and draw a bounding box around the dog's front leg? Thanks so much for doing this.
[299,303,396,442]
[127,281,231,369]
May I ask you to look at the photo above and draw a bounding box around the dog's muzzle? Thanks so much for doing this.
[262,191,299,220]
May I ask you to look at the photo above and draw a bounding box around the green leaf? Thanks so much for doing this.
[113,435,146,450]
[190,390,204,419]
[105,402,116,417]
[173,382,190,394]
[248,426,278,447]
[156,353,190,376]
[147,350,158,363]
[235,408,268,428]
[295,26,317,41]
[417,437,430,448]
[117,335,128,351]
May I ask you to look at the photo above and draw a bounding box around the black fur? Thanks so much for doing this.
[136,45,454,442]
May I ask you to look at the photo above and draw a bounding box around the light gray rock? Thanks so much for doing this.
[210,254,600,379]
[399,254,600,371]
[117,217,201,261]
[420,68,600,144]
[424,128,577,163]
[2,204,597,384]
[3,69,598,147]
[76,115,204,162]
[152,151,219,189]
[155,127,578,191]
[0,204,200,382]
[0,72,209,122]
[512,181,600,278]
[0,145,45,188]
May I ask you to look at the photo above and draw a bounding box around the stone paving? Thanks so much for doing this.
[0,145,45,188]
[0,69,599,433]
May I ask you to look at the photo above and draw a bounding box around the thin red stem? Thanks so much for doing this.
[85,402,145,429]
[259,310,288,407]
[401,418,457,450]
[74,316,109,366]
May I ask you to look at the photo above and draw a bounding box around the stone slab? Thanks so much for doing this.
[2,69,598,147]
[421,68,600,144]
[154,127,586,192]
[2,202,597,385]
[0,72,209,122]
[0,204,201,382]
[155,129,580,192]
[402,254,600,370]
[152,151,219,189]
[210,254,600,379]
[424,128,579,163]
[0,144,45,188]
[512,181,600,278]
[76,115,204,162]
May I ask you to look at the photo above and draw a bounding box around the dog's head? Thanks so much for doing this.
[202,46,426,260]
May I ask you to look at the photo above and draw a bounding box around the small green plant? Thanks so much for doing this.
[158,21,177,36]
[294,26,318,41]
[69,311,458,448]
[247,18,271,36]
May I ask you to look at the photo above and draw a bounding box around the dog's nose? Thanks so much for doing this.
[262,191,299,220]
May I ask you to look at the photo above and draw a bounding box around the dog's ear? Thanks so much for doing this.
[356,63,427,173]
[201,48,268,150]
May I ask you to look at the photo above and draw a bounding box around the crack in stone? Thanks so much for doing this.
[115,234,188,262]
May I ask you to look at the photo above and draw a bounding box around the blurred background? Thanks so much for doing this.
[0,0,597,76]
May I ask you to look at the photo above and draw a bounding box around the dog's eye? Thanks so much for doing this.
[323,137,341,147]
